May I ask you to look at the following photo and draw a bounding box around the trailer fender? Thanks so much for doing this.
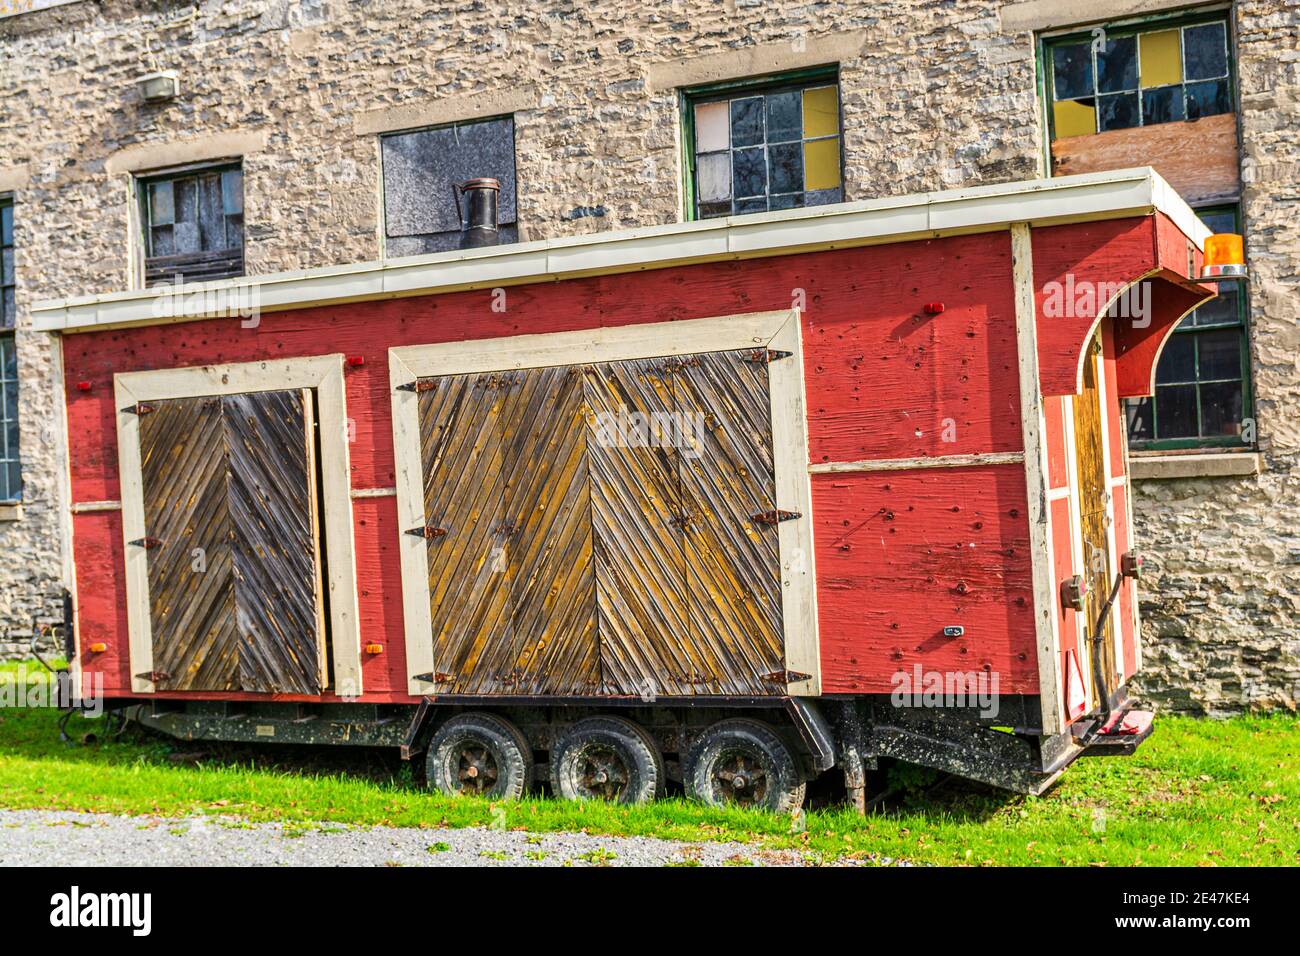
[399,698,434,761]
[783,697,836,772]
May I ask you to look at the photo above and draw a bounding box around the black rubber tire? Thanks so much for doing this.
[550,716,664,804]
[683,718,806,813]
[425,712,533,800]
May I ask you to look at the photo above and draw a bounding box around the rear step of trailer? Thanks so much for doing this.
[1072,707,1155,757]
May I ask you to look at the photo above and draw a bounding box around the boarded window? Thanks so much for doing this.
[685,71,843,220]
[139,164,244,286]
[138,388,324,693]
[381,116,518,256]
[1125,205,1251,448]
[415,351,786,698]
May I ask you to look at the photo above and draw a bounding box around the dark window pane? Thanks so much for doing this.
[1198,210,1237,234]
[2,204,13,245]
[1098,92,1140,130]
[5,462,17,501]
[735,197,768,214]
[1186,79,1230,119]
[732,146,767,199]
[3,288,14,328]
[1184,22,1228,80]
[698,200,731,219]
[1,338,14,378]
[768,142,803,194]
[1155,384,1198,438]
[1097,35,1138,93]
[149,181,174,226]
[198,174,225,250]
[730,97,764,148]
[805,188,841,206]
[1,249,12,285]
[1157,333,1195,383]
[1126,397,1154,442]
[1141,85,1185,124]
[765,91,801,142]
[1197,328,1243,380]
[1199,380,1243,436]
[1052,42,1094,99]
[1189,282,1239,327]
[770,193,805,210]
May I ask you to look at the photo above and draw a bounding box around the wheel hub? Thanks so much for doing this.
[576,746,630,801]
[455,743,499,795]
[712,750,769,807]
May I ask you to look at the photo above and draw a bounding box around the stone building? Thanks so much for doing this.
[0,0,1294,713]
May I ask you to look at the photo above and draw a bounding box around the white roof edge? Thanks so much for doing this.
[31,167,1211,334]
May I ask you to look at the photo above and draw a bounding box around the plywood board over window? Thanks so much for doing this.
[114,355,361,695]
[390,311,819,699]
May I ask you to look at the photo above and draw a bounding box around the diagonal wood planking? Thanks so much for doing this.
[140,389,324,694]
[224,389,323,695]
[140,396,239,691]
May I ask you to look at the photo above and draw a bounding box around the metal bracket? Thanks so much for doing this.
[128,536,162,549]
[742,349,794,364]
[135,670,170,683]
[406,525,448,539]
[396,380,436,393]
[751,509,801,526]
[124,402,157,415]
[412,671,454,684]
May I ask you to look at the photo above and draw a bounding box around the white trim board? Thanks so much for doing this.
[33,168,1210,335]
[113,355,362,695]
[389,309,820,698]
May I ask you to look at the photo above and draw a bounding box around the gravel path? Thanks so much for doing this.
[0,809,847,867]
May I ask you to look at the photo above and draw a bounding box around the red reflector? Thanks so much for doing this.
[347,356,365,368]
[923,302,945,315]
[76,381,93,392]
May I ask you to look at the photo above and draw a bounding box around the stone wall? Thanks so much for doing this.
[0,0,1293,712]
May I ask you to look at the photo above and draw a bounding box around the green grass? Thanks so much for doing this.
[0,661,1296,865]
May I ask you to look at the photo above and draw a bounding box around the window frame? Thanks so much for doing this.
[1126,203,1254,451]
[679,65,845,222]
[1,196,19,503]
[135,159,245,288]
[1036,6,1238,158]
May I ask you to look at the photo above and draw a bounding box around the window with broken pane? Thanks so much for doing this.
[1046,14,1233,139]
[1125,206,1251,448]
[139,164,244,286]
[381,115,518,256]
[686,73,843,219]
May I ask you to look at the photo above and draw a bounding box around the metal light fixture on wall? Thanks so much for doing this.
[136,70,179,103]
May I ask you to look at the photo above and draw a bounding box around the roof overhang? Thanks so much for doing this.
[32,167,1211,335]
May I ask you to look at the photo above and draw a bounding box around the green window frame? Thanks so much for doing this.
[1040,8,1236,142]
[680,66,844,221]
[138,162,244,287]
[1,197,18,502]
[1125,204,1253,449]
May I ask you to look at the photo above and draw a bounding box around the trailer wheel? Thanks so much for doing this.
[550,716,663,804]
[684,718,806,813]
[426,713,533,800]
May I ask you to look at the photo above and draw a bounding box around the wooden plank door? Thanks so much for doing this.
[674,351,785,696]
[1073,334,1119,707]
[139,389,325,694]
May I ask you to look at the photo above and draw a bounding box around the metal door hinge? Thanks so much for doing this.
[135,670,170,683]
[412,671,454,684]
[751,509,801,525]
[406,525,448,539]
[124,402,157,415]
[396,380,436,393]
[128,536,162,549]
[742,349,793,364]
[762,669,812,684]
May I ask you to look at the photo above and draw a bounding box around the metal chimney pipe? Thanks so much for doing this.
[455,178,501,249]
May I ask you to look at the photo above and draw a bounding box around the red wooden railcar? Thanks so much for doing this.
[36,169,1217,810]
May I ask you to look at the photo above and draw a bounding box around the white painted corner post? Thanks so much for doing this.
[1011,222,1064,736]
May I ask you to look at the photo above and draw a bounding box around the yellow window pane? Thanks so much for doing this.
[1052,99,1096,139]
[1139,29,1182,88]
[802,86,839,138]
[804,137,841,191]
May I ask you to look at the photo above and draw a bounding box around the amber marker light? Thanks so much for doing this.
[1201,233,1247,281]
